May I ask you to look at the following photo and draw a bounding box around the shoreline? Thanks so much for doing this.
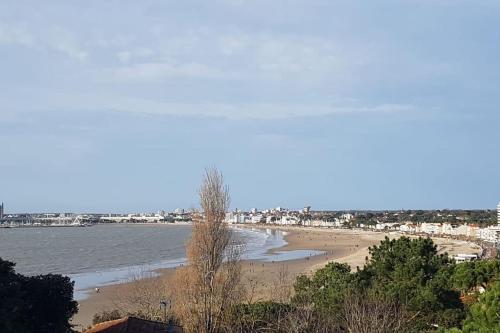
[70,225,304,301]
[72,226,481,330]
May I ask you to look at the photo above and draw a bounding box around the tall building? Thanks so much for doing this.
[0,202,4,220]
[497,201,500,226]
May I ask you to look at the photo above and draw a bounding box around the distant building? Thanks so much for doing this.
[454,253,478,263]
[340,213,354,222]
[174,208,185,215]
[497,201,500,225]
[0,202,4,220]
[420,223,441,235]
[478,225,500,243]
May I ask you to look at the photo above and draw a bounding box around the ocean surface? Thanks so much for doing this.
[0,224,322,299]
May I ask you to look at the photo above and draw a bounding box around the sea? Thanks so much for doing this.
[0,224,322,299]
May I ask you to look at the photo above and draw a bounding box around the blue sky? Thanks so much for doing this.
[1,1,499,213]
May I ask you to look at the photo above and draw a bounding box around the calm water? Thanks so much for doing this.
[0,224,322,299]
[0,224,192,276]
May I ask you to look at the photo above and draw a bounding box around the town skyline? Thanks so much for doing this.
[1,201,499,216]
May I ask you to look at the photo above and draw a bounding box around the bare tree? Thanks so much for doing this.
[340,292,412,333]
[172,168,243,333]
[272,264,293,304]
[281,306,333,333]
[111,269,172,322]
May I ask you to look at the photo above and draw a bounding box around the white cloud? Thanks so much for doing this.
[112,62,228,81]
[116,48,154,64]
[117,51,132,63]
[0,22,88,61]
[30,92,414,120]
[46,26,88,61]
[102,31,350,84]
[0,23,34,46]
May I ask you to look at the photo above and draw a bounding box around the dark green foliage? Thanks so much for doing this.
[226,238,498,332]
[452,259,500,294]
[438,278,500,333]
[0,257,78,333]
[293,237,466,331]
[293,262,352,313]
[0,259,23,333]
[462,280,500,333]
[362,237,464,330]
[352,209,497,227]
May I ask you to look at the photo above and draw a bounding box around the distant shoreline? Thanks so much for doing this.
[0,221,194,228]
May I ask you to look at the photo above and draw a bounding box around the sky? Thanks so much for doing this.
[0,0,499,213]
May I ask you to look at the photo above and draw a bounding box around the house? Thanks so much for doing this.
[478,225,500,243]
[420,223,441,235]
[85,316,182,333]
[279,215,299,225]
[399,223,418,233]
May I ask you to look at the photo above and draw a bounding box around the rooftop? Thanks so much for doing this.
[84,316,182,333]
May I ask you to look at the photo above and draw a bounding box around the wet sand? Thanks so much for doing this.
[72,226,481,331]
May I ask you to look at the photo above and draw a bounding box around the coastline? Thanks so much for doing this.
[69,225,306,301]
[72,225,481,330]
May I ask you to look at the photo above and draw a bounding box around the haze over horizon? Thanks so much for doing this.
[1,1,499,212]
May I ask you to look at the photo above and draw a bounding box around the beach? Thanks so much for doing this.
[72,226,481,330]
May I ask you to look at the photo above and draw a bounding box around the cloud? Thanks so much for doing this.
[111,62,228,81]
[116,48,154,64]
[0,23,34,46]
[0,22,88,61]
[24,91,414,120]
[101,31,351,85]
[47,26,88,61]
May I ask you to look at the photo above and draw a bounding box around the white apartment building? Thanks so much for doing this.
[302,219,341,228]
[278,215,299,225]
[400,223,419,233]
[250,214,263,223]
[375,222,399,231]
[420,223,441,234]
[340,213,354,223]
[478,225,500,243]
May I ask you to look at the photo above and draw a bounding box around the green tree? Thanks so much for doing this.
[361,237,464,330]
[293,262,352,314]
[19,274,78,333]
[462,280,500,333]
[0,259,23,333]
[452,259,500,305]
[293,237,465,332]
[0,258,78,333]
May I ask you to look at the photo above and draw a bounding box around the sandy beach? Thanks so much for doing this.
[72,226,481,330]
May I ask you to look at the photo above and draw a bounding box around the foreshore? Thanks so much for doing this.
[72,225,481,330]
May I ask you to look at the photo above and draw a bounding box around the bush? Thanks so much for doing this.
[92,309,123,325]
